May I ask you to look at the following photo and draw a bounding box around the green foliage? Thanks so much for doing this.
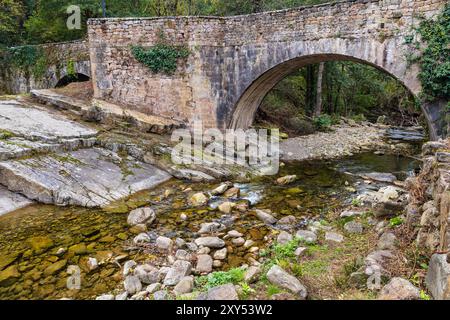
[416,4,450,102]
[0,0,25,46]
[239,282,255,299]
[1,45,49,78]
[266,284,282,296]
[131,43,190,75]
[195,267,245,290]
[351,114,367,123]
[420,290,431,300]
[389,216,404,227]
[271,237,302,260]
[313,114,335,130]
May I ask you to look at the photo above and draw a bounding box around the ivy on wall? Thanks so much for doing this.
[131,33,190,75]
[416,4,450,102]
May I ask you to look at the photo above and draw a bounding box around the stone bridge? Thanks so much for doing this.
[88,0,447,138]
[0,40,90,94]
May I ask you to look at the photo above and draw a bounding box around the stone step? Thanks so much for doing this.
[30,89,185,134]
[0,147,171,207]
[0,100,97,143]
[0,185,34,216]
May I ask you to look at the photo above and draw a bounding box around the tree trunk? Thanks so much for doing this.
[314,62,325,117]
[305,65,315,116]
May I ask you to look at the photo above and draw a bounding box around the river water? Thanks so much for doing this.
[0,150,422,300]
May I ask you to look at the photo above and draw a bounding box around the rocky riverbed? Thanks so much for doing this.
[0,149,429,300]
[0,92,439,300]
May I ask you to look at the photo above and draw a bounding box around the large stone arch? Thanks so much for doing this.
[228,52,419,130]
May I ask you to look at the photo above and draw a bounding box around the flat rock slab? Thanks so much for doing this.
[0,137,97,161]
[0,100,97,142]
[0,147,171,207]
[0,185,33,216]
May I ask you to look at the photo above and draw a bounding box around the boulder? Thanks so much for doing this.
[133,233,151,245]
[244,266,261,283]
[189,193,208,207]
[0,265,20,287]
[277,215,296,226]
[276,175,297,185]
[377,232,398,250]
[43,259,67,276]
[227,230,243,238]
[174,276,194,295]
[223,187,240,198]
[127,207,156,226]
[156,236,173,251]
[325,232,344,243]
[164,260,192,286]
[295,230,317,244]
[266,265,307,299]
[135,264,159,284]
[213,248,227,260]
[426,254,450,300]
[198,222,224,234]
[124,275,142,295]
[344,221,364,234]
[196,254,213,273]
[277,231,293,244]
[27,236,54,254]
[231,237,245,246]
[123,260,137,276]
[87,257,98,272]
[255,209,277,224]
[211,182,232,196]
[146,283,162,294]
[207,283,239,300]
[218,202,236,214]
[195,237,225,248]
[378,277,420,300]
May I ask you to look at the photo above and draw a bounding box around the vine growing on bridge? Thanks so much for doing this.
[131,33,190,75]
[413,4,449,102]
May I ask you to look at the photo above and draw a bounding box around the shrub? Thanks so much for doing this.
[195,267,245,290]
[131,43,189,75]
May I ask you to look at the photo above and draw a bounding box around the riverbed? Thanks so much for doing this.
[0,149,422,300]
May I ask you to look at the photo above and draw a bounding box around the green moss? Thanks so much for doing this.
[49,153,85,166]
[0,129,14,140]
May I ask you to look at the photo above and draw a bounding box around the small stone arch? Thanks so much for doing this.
[55,73,90,88]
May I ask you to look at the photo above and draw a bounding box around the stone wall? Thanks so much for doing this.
[0,40,91,95]
[87,0,447,135]
[406,139,450,300]
[406,140,450,254]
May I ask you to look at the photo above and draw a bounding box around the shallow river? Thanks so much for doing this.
[0,152,421,300]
